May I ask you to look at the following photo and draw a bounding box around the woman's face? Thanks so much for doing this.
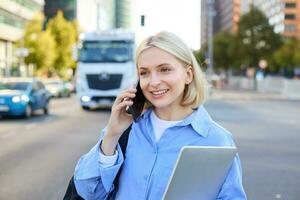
[137,47,193,111]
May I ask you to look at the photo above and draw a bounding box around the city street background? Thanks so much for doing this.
[0,92,299,200]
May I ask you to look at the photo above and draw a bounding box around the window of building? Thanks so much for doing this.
[11,0,41,11]
[285,2,296,8]
[0,9,25,29]
[285,24,297,32]
[285,14,296,20]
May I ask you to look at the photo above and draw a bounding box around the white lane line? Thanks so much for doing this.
[25,123,37,129]
[43,116,54,122]
[1,131,16,139]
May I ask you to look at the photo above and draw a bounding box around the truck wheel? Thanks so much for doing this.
[81,106,90,110]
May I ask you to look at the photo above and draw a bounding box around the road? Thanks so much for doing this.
[0,95,299,200]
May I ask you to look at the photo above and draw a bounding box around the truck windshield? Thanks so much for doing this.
[79,40,133,63]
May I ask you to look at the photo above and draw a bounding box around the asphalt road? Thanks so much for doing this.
[0,95,299,200]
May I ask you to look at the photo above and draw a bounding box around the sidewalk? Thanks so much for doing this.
[209,88,296,101]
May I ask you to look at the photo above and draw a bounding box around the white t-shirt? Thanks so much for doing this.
[150,111,182,141]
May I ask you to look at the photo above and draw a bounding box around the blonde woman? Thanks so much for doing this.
[73,31,246,199]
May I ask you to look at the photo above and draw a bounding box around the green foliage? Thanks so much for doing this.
[213,31,238,71]
[193,43,208,70]
[46,10,77,78]
[22,13,56,76]
[237,5,282,68]
[273,38,300,71]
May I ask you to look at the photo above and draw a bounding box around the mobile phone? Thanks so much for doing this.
[126,81,146,122]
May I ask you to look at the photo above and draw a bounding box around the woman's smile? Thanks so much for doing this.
[150,89,169,98]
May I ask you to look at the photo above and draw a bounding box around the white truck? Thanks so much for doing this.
[75,30,137,110]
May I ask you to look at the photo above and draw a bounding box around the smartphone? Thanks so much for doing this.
[126,81,146,122]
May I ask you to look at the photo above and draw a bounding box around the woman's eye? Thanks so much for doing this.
[140,71,147,76]
[161,68,171,72]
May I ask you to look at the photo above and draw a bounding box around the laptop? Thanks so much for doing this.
[162,146,237,200]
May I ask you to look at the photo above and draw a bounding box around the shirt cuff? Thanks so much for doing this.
[99,148,118,168]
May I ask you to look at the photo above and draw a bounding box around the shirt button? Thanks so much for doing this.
[144,175,148,180]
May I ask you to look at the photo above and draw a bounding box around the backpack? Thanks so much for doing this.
[63,125,132,200]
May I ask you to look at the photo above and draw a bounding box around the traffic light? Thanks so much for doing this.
[141,15,145,26]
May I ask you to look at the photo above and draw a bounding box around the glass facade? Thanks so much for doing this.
[11,0,41,11]
[0,9,25,29]
[44,0,77,22]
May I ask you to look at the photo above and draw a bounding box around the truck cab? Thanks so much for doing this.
[75,30,137,110]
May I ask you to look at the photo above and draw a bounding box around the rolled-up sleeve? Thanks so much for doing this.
[217,154,247,200]
[74,129,124,200]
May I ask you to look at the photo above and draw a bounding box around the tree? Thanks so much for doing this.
[237,5,282,69]
[46,11,77,78]
[273,38,300,73]
[21,13,56,76]
[213,31,238,72]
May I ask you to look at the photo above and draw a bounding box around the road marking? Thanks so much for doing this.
[275,194,282,199]
[1,131,16,139]
[43,116,54,122]
[25,123,37,129]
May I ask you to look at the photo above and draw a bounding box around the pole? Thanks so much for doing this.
[96,0,100,32]
[207,0,214,75]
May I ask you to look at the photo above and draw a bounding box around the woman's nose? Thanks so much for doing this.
[149,73,161,86]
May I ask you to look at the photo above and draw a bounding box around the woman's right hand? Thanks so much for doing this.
[101,87,137,155]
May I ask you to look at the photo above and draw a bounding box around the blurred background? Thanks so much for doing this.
[0,0,299,199]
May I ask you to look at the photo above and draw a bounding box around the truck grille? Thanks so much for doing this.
[86,73,123,90]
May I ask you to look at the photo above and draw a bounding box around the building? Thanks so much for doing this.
[44,0,76,23]
[254,0,300,39]
[201,0,251,45]
[115,0,131,29]
[201,0,300,45]
[0,0,44,77]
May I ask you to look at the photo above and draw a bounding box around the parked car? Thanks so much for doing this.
[0,77,50,118]
[43,79,71,98]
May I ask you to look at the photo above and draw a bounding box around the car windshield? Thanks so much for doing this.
[79,40,133,63]
[0,82,29,91]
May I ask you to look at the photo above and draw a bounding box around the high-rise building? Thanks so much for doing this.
[201,0,251,45]
[44,0,76,23]
[254,0,300,39]
[201,0,300,45]
[115,0,131,29]
[0,0,44,77]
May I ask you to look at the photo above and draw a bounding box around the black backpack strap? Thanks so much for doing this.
[118,124,132,158]
[63,176,84,200]
[63,124,132,200]
[108,124,132,199]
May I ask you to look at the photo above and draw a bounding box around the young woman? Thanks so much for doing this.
[73,31,246,199]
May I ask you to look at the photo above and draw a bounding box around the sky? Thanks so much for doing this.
[77,0,201,50]
[132,0,201,50]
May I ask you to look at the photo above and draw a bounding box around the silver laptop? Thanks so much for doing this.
[162,146,237,200]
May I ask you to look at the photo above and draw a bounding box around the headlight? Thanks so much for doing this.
[12,96,21,103]
[21,95,30,102]
[81,96,90,102]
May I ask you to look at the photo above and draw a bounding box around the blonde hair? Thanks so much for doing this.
[136,31,208,108]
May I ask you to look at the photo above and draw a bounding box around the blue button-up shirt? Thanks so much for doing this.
[74,106,247,200]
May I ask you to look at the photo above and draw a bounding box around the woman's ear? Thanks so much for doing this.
[185,65,193,85]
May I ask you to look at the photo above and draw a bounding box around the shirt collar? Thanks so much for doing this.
[140,105,213,138]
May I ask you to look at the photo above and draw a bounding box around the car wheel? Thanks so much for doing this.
[43,101,49,115]
[25,105,32,118]
[81,106,90,110]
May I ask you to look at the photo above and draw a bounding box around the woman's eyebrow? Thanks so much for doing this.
[139,63,171,70]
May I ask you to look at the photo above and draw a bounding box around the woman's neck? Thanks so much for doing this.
[153,106,194,121]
